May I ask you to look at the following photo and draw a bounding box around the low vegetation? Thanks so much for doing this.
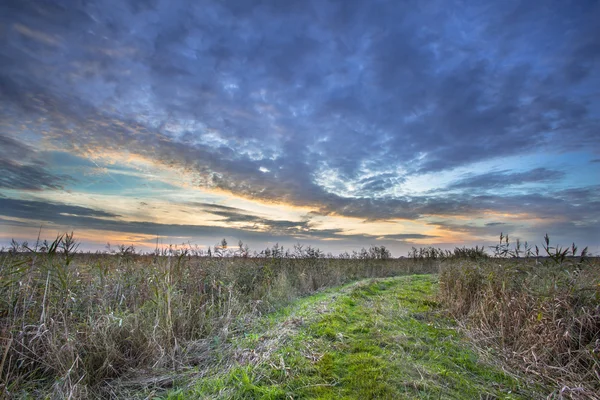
[0,233,598,399]
[159,275,534,399]
[438,234,600,398]
[0,234,432,398]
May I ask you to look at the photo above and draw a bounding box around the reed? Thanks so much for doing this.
[437,234,600,398]
[0,234,433,398]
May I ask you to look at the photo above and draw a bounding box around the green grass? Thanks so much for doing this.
[158,275,537,399]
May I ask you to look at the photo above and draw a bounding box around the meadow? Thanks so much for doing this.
[0,233,598,399]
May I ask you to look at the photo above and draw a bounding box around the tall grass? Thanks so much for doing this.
[4,232,598,398]
[0,234,434,399]
[438,235,600,399]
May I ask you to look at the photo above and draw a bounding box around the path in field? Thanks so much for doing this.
[161,275,535,399]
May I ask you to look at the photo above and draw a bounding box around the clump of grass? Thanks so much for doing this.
[0,233,436,398]
[438,234,600,398]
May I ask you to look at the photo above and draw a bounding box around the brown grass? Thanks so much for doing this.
[438,256,600,399]
[0,234,435,399]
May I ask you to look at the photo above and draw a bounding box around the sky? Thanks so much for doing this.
[0,0,599,256]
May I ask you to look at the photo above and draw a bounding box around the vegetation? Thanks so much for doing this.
[408,245,488,261]
[438,234,600,399]
[0,232,598,399]
[160,275,534,399]
[0,234,432,399]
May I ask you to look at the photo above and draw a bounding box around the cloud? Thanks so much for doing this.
[0,159,73,191]
[446,168,565,190]
[0,0,599,249]
[0,197,119,221]
[0,134,33,160]
[380,233,438,240]
[0,197,445,248]
[0,134,75,191]
[485,222,506,227]
[430,219,519,237]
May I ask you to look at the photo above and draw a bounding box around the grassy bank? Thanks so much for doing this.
[157,275,535,399]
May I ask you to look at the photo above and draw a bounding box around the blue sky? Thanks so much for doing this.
[0,0,599,255]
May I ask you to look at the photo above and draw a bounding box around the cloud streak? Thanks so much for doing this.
[0,135,75,191]
[446,168,565,190]
[0,198,438,247]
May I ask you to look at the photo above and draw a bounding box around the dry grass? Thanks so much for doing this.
[438,238,600,399]
[3,232,597,399]
[0,234,435,399]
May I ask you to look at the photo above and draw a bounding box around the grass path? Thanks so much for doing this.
[158,275,537,399]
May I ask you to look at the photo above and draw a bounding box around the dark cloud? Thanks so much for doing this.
[0,135,38,164]
[474,190,600,222]
[0,198,119,221]
[196,203,314,232]
[0,134,75,191]
[429,220,519,238]
[0,159,73,191]
[447,168,565,190]
[1,1,597,188]
[380,233,438,240]
[0,0,599,248]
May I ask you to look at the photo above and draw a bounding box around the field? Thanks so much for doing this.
[0,234,598,399]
